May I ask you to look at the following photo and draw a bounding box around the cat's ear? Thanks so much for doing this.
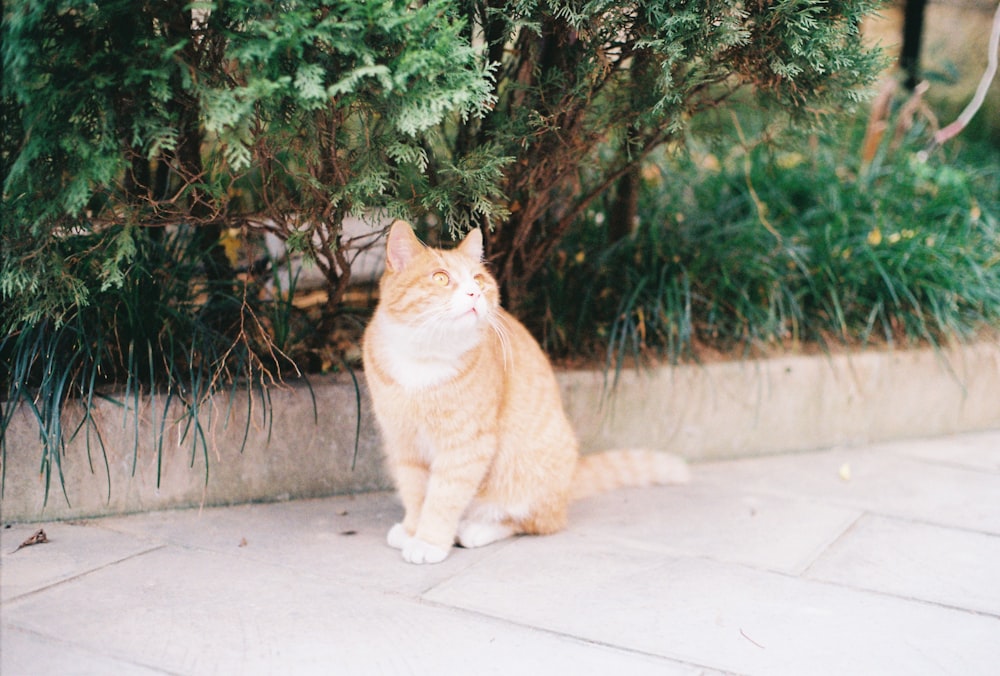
[385,220,423,272]
[457,227,484,262]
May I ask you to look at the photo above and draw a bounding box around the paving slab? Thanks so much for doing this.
[696,432,1000,534]
[2,626,167,676]
[3,545,695,675]
[569,483,861,575]
[0,522,161,603]
[805,513,1000,615]
[423,535,1000,675]
[88,495,518,597]
[890,432,1000,472]
[2,430,999,675]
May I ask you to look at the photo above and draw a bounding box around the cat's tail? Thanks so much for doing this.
[570,449,690,501]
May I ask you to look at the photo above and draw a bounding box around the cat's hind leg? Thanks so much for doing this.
[455,497,568,547]
[455,500,522,548]
[455,520,515,548]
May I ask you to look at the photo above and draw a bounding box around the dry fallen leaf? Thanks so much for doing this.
[13,528,49,553]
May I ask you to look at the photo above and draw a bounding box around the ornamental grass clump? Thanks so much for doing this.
[533,120,1000,369]
[0,225,299,504]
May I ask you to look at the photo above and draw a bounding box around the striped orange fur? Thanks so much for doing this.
[362,221,688,564]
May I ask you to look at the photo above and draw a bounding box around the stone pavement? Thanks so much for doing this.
[2,430,999,675]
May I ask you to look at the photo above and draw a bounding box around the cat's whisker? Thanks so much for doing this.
[489,314,513,371]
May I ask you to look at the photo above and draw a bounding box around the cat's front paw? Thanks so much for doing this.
[386,523,412,550]
[401,537,450,565]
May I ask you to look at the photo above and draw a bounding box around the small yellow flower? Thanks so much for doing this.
[867,227,882,246]
[888,232,902,244]
[777,152,805,169]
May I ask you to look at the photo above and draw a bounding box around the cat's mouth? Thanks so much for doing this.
[458,302,481,318]
[446,306,477,324]
[461,306,487,325]
[454,299,487,323]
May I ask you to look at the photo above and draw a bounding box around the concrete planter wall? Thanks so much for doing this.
[565,340,1000,459]
[2,341,999,523]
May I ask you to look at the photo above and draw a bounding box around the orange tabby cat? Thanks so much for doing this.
[362,221,689,564]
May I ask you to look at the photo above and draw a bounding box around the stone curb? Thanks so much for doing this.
[2,341,998,523]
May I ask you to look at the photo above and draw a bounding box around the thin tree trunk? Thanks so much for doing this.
[901,0,927,90]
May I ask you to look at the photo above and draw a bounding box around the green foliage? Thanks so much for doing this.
[532,117,1000,369]
[2,0,886,324]
[1,0,498,328]
[453,0,886,304]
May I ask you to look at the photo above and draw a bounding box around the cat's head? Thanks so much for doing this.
[377,220,501,336]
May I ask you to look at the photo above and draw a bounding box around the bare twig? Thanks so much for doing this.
[731,112,782,243]
[928,2,1000,152]
[740,627,766,649]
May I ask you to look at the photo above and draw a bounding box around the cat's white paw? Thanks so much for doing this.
[386,523,412,550]
[401,537,450,565]
[456,521,514,549]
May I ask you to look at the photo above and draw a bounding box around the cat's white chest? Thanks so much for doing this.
[385,354,459,389]
[373,315,479,390]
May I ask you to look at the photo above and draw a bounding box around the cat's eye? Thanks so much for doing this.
[473,274,486,289]
[432,270,450,286]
